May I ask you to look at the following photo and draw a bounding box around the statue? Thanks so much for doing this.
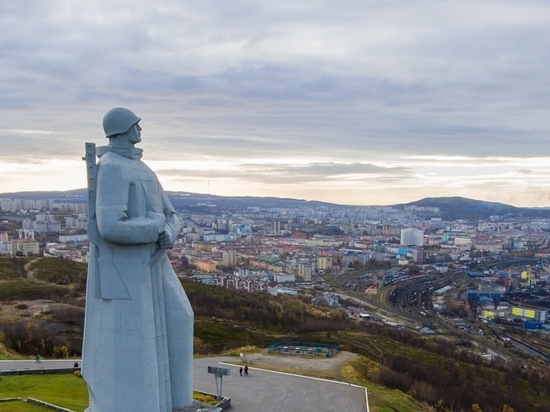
[82,108,194,412]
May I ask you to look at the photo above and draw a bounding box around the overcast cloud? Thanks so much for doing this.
[1,1,550,206]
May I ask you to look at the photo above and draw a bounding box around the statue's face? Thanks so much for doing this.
[126,123,142,144]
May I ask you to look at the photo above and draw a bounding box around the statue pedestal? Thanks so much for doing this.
[86,400,225,412]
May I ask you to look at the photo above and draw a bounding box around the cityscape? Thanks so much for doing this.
[4,191,550,410]
[3,1,550,411]
[2,192,550,332]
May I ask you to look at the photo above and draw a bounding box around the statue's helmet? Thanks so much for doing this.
[103,107,141,137]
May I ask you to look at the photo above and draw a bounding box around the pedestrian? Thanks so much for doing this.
[35,354,41,363]
[244,365,248,376]
[239,367,243,376]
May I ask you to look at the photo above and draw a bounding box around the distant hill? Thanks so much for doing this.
[2,190,550,220]
[0,189,88,203]
[394,196,550,221]
[0,189,339,213]
[165,192,337,212]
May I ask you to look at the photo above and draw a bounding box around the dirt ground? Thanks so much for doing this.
[0,300,77,319]
[238,349,358,378]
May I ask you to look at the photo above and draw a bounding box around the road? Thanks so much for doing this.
[0,359,79,372]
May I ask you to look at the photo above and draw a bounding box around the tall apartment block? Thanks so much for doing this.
[401,228,424,246]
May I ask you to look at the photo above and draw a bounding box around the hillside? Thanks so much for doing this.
[2,257,550,411]
[0,188,337,212]
[395,196,550,221]
[3,189,550,220]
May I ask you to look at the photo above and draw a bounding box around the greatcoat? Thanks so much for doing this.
[82,146,194,412]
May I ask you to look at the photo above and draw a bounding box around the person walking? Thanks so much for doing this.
[35,354,41,363]
[239,367,243,376]
[244,365,248,376]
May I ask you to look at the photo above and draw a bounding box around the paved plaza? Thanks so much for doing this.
[1,357,369,412]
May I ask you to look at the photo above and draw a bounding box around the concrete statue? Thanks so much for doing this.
[82,108,194,412]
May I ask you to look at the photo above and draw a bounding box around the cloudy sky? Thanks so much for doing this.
[1,1,550,207]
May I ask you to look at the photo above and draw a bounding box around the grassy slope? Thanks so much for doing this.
[0,344,22,360]
[28,258,87,284]
[0,374,88,412]
[367,384,431,412]
[0,256,85,302]
[341,358,431,412]
[0,258,441,411]
[0,257,32,279]
[0,402,48,412]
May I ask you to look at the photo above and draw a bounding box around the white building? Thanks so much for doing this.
[400,228,424,246]
[18,229,35,240]
[0,232,9,243]
[275,274,295,283]
[267,286,297,296]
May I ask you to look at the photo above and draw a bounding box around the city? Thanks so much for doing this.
[4,192,550,410]
[2,2,550,411]
[2,193,550,345]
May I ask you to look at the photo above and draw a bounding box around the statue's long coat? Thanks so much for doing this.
[82,149,194,412]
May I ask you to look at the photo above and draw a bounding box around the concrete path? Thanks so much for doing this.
[0,359,79,372]
[0,357,369,412]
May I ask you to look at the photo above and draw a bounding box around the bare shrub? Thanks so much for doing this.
[0,320,80,357]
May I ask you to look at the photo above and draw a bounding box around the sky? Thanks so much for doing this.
[1,1,550,207]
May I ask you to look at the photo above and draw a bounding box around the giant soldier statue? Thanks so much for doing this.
[82,108,194,412]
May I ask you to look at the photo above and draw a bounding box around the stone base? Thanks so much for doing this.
[84,397,231,412]
[174,400,224,411]
[175,402,220,411]
[86,402,222,412]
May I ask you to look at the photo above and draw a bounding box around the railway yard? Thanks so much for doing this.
[335,266,550,365]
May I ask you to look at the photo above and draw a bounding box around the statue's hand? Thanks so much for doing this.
[158,231,173,249]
